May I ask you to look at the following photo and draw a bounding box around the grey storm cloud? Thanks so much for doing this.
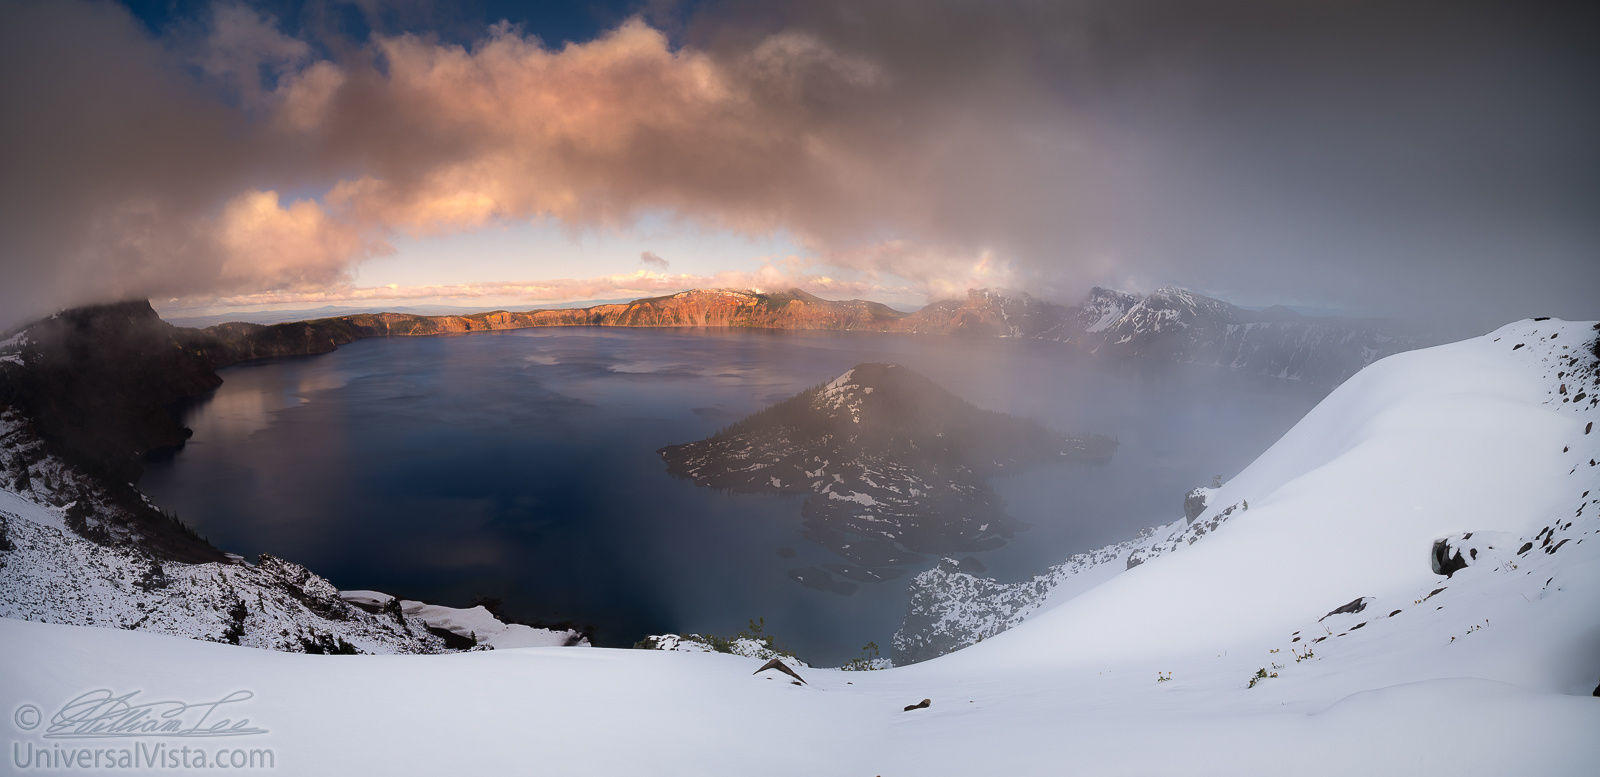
[639,251,671,270]
[0,0,1595,331]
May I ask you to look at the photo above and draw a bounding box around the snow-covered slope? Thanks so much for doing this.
[893,520,1186,664]
[920,318,1597,678]
[0,486,453,654]
[1,319,1595,775]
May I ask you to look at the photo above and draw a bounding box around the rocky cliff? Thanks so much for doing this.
[197,288,907,363]
[0,302,232,561]
[174,285,1419,388]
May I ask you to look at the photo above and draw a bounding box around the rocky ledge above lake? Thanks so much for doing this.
[659,363,1116,593]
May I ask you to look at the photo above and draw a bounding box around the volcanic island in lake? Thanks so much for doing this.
[659,363,1117,594]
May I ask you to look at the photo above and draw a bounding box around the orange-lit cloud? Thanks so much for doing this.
[0,3,1028,325]
[3,0,1595,330]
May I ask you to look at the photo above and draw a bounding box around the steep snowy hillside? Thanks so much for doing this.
[0,481,583,654]
[0,484,449,654]
[1,319,1594,776]
[893,520,1185,663]
[907,318,1599,676]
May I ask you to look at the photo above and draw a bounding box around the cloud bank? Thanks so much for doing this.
[1,0,1595,331]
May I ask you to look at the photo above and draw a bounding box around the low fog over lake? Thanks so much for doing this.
[143,327,1321,662]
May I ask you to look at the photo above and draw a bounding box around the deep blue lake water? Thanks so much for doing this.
[141,327,1323,663]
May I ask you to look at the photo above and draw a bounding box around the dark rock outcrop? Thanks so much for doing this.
[1431,538,1469,577]
[753,658,806,684]
[1319,596,1369,621]
[1183,487,1212,524]
[0,301,223,480]
[0,302,226,561]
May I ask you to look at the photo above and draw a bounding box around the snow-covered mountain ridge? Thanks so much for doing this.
[898,285,1421,385]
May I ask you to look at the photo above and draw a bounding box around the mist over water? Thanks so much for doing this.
[141,328,1322,663]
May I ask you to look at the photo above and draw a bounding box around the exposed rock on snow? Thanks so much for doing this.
[1432,537,1470,577]
[753,657,807,684]
[1184,486,1214,524]
[636,632,811,668]
[1320,597,1370,621]
[341,592,589,649]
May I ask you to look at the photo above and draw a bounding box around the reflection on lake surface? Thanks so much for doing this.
[141,327,1323,663]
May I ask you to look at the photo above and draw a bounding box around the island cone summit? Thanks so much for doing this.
[660,363,1116,593]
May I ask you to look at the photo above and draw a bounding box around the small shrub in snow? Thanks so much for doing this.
[1246,666,1280,689]
[841,641,890,671]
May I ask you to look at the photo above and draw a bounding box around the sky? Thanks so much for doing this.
[0,0,1595,331]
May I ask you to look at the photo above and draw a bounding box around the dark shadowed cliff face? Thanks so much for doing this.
[658,363,1117,593]
[0,301,226,561]
[0,301,223,478]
